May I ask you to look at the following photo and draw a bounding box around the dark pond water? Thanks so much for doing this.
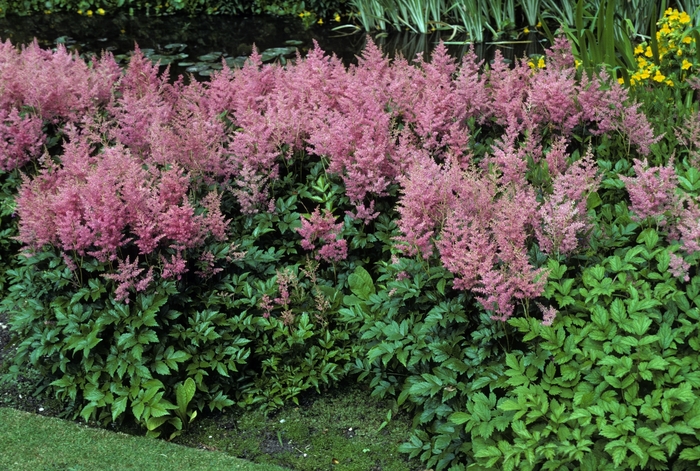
[0,12,547,78]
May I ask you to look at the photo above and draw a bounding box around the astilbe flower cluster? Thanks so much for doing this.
[620,157,679,226]
[194,36,655,224]
[15,127,229,301]
[423,162,547,321]
[0,40,119,171]
[620,156,700,269]
[10,37,659,310]
[296,207,348,262]
[397,143,601,320]
[536,146,601,255]
[0,108,45,171]
[0,40,119,123]
[108,47,175,158]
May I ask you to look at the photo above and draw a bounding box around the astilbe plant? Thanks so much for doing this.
[296,206,348,262]
[0,40,119,124]
[0,107,45,171]
[14,127,228,301]
[0,40,120,174]
[2,36,671,448]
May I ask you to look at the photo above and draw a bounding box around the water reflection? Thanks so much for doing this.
[0,12,546,76]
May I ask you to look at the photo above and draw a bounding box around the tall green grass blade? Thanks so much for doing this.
[448,0,486,42]
[520,0,542,27]
[541,0,576,27]
[602,0,616,67]
[650,1,660,65]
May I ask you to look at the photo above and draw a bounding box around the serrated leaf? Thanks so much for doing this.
[636,427,660,445]
[475,445,502,459]
[601,425,622,439]
[348,266,375,301]
[155,361,170,375]
[147,415,169,431]
[647,357,669,370]
[665,383,695,403]
[112,396,128,422]
[680,446,700,461]
[450,411,471,425]
[604,440,628,466]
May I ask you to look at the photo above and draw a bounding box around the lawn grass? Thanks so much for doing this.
[0,407,291,471]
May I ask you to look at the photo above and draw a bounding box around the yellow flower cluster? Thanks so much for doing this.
[528,56,546,70]
[626,8,695,87]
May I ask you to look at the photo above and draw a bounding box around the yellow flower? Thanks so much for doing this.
[637,57,647,67]
[86,9,93,16]
[683,36,693,44]
[634,44,644,55]
[683,59,693,70]
[97,8,105,15]
[523,27,530,34]
[653,70,666,82]
[528,60,535,70]
[538,57,545,68]
[77,9,82,14]
[334,13,341,22]
[536,21,542,28]
[645,46,653,58]
[666,79,674,86]
[680,12,691,24]
[317,18,323,25]
[639,69,651,80]
[575,59,581,68]
[617,77,625,85]
[44,9,50,13]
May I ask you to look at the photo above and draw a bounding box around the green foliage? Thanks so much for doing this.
[3,154,373,436]
[0,170,21,298]
[0,0,348,18]
[442,225,700,470]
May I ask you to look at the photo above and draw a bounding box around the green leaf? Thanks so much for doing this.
[647,357,669,370]
[665,383,695,403]
[636,427,660,446]
[637,228,659,250]
[600,425,622,439]
[155,361,170,375]
[176,377,196,417]
[680,446,700,461]
[587,191,602,210]
[348,266,375,301]
[604,375,622,388]
[474,445,502,459]
[605,440,628,467]
[449,412,470,425]
[112,396,128,422]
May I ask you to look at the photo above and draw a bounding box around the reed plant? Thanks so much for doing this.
[617,0,663,37]
[395,0,445,33]
[447,0,488,41]
[349,0,392,31]
[519,0,542,26]
[541,0,576,28]
[481,0,516,38]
